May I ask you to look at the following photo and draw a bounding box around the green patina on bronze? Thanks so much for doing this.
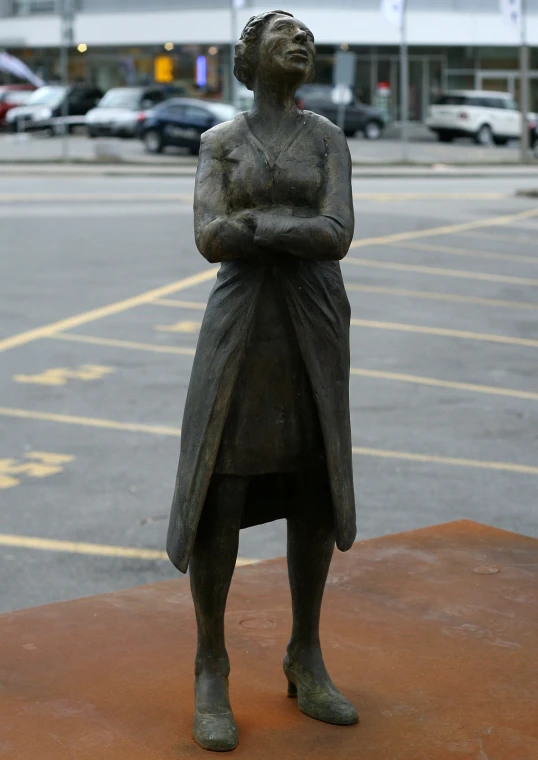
[167,9,358,752]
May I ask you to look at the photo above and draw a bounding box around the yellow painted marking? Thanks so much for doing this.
[147,288,538,314]
[398,240,538,266]
[153,298,207,310]
[14,364,114,387]
[458,229,538,247]
[0,193,194,203]
[0,407,182,436]
[0,451,74,490]
[3,209,535,357]
[0,406,535,477]
[0,267,218,354]
[349,206,538,249]
[346,284,538,311]
[155,320,201,334]
[352,447,538,476]
[51,333,196,356]
[351,368,538,401]
[353,192,507,202]
[0,533,259,565]
[350,318,538,348]
[345,257,538,287]
[0,192,504,205]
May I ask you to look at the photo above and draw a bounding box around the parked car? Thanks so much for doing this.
[6,84,103,133]
[295,84,386,139]
[138,98,237,154]
[86,85,188,138]
[426,90,537,146]
[0,85,35,129]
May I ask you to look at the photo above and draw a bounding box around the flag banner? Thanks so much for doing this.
[381,0,405,27]
[0,53,45,88]
[500,0,521,27]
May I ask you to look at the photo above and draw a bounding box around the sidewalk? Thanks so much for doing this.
[2,129,538,178]
[0,125,538,170]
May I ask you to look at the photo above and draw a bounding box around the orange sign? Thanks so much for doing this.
[154,55,174,83]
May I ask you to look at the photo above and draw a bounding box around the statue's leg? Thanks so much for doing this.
[190,474,248,752]
[285,471,359,726]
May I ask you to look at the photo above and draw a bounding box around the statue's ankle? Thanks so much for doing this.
[195,652,230,678]
[286,642,324,669]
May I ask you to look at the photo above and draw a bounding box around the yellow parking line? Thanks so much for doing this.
[0,193,194,203]
[0,407,182,436]
[0,406,536,476]
[0,267,218,354]
[353,447,538,476]
[458,229,538,247]
[345,257,538,287]
[351,368,538,401]
[0,533,258,565]
[349,206,538,249]
[397,240,538,266]
[153,298,208,310]
[0,192,507,205]
[350,318,538,348]
[53,318,538,355]
[346,284,538,311]
[3,209,535,357]
[352,192,507,202]
[148,288,538,313]
[52,333,196,356]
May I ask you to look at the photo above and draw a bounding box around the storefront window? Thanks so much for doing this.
[478,47,519,71]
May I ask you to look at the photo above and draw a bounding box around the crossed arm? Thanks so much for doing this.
[194,129,355,264]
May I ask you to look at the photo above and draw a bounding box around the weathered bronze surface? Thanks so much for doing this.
[167,10,357,751]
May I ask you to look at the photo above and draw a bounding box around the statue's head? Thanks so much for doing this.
[234,10,316,92]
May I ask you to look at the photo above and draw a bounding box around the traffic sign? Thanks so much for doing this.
[333,50,356,88]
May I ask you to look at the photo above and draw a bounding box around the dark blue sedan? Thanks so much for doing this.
[138,98,237,155]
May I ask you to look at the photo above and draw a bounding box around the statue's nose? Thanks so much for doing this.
[294,29,308,43]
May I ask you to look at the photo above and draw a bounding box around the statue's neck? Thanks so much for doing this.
[250,83,300,128]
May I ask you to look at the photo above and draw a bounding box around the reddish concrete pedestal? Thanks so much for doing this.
[2,520,537,759]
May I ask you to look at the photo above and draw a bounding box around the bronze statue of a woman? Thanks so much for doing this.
[167,9,358,751]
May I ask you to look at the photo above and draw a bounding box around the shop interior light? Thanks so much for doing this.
[164,42,174,51]
[208,46,218,56]
[196,55,207,87]
[77,43,88,53]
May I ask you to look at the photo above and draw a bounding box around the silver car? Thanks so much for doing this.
[86,86,186,138]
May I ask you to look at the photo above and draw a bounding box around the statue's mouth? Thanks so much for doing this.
[288,49,309,61]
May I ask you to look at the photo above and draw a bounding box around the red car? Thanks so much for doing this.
[0,85,35,128]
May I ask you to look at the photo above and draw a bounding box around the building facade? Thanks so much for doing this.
[2,0,538,120]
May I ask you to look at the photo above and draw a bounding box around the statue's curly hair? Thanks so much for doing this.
[234,9,296,91]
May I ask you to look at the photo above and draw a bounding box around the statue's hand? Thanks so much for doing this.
[233,209,259,233]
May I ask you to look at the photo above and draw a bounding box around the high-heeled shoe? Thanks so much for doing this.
[193,673,238,752]
[284,655,359,726]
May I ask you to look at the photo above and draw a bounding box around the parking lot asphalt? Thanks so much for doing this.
[1,174,538,613]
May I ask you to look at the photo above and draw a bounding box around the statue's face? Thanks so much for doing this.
[257,15,315,87]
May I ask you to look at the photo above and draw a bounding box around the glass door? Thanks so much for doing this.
[478,70,538,114]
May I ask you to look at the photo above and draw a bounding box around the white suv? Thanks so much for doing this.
[426,90,525,146]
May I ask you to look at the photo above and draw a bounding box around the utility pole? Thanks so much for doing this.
[229,0,242,108]
[59,0,74,162]
[520,0,529,163]
[400,0,409,162]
